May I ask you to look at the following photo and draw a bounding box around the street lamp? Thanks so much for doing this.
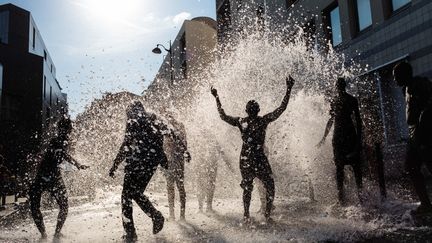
[152,41,173,85]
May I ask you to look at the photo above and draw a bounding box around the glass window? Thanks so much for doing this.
[392,0,410,11]
[43,76,46,98]
[0,11,9,44]
[0,64,3,96]
[356,0,372,31]
[330,6,342,46]
[32,27,36,49]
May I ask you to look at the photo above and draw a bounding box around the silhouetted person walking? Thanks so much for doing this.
[29,115,89,239]
[196,138,233,213]
[211,76,295,222]
[318,78,363,205]
[163,114,190,220]
[393,62,432,214]
[109,101,169,242]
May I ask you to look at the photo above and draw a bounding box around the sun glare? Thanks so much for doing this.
[79,0,140,23]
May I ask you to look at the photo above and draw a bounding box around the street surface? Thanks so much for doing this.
[0,189,431,243]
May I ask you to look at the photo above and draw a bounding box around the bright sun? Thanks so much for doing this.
[79,0,140,23]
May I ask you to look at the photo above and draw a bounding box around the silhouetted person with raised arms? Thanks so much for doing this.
[211,76,295,222]
[393,62,432,214]
[318,78,363,205]
[109,101,169,242]
[30,114,89,239]
[163,114,191,220]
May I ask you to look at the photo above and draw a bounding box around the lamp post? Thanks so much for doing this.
[152,41,173,85]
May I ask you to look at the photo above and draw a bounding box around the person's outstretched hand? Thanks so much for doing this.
[109,167,116,178]
[316,138,325,148]
[211,86,218,98]
[286,75,295,89]
[184,151,192,163]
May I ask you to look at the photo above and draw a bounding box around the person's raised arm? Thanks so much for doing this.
[263,76,295,123]
[211,87,239,127]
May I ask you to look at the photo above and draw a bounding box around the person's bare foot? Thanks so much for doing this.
[53,232,64,238]
[243,216,251,225]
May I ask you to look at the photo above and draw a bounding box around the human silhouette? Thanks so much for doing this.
[29,114,89,239]
[163,114,191,220]
[318,78,363,205]
[211,76,295,222]
[393,62,432,214]
[0,145,13,210]
[196,137,233,213]
[109,101,169,242]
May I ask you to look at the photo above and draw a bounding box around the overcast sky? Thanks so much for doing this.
[1,0,215,115]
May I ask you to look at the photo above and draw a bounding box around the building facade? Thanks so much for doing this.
[216,0,432,177]
[146,17,217,110]
[0,4,67,178]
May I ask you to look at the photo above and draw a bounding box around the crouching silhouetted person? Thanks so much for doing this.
[109,101,170,242]
[30,114,89,239]
[318,78,363,205]
[211,76,295,222]
[393,62,432,214]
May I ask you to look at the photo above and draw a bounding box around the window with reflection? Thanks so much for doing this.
[392,0,411,11]
[329,6,342,46]
[356,0,372,31]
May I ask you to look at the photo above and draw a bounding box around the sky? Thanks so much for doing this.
[1,0,216,115]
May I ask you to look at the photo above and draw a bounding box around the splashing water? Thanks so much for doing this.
[53,22,427,242]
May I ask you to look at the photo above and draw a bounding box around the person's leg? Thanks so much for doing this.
[196,174,205,212]
[255,179,266,214]
[257,172,275,220]
[406,144,432,210]
[121,176,137,239]
[240,174,254,220]
[132,173,164,234]
[29,182,47,238]
[206,166,217,212]
[352,162,363,202]
[176,172,186,220]
[51,178,68,237]
[166,173,175,219]
[335,164,345,204]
